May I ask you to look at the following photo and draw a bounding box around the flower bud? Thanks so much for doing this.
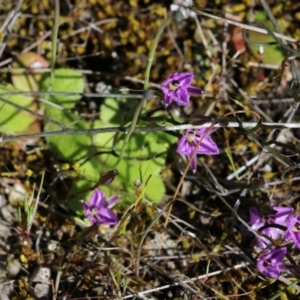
[189,114,215,125]
[250,175,265,191]
[98,169,119,186]
[217,117,229,127]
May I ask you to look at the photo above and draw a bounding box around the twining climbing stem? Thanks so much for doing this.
[115,17,171,166]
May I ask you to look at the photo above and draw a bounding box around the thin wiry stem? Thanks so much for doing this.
[0,96,67,129]
[49,0,60,90]
[191,6,298,44]
[124,263,250,299]
[118,18,171,160]
[0,91,147,99]
[1,121,300,142]
[259,0,282,35]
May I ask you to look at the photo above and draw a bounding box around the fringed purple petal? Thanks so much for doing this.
[257,247,287,278]
[177,130,192,155]
[89,189,107,208]
[80,200,90,212]
[190,155,197,173]
[249,207,264,230]
[187,86,204,95]
[100,208,118,225]
[164,93,172,106]
[173,72,194,87]
[81,189,121,226]
[173,88,190,106]
[195,135,219,155]
[161,72,195,107]
[107,194,120,209]
[284,216,300,249]
[273,206,294,226]
[176,127,220,173]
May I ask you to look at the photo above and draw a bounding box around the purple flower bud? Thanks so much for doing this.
[98,169,119,186]
[189,114,216,125]
[250,175,265,191]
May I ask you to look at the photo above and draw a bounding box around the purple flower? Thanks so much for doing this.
[80,189,120,225]
[176,127,219,173]
[257,247,288,278]
[249,207,265,231]
[249,207,288,248]
[161,72,203,106]
[249,207,273,248]
[284,214,300,248]
[273,206,294,227]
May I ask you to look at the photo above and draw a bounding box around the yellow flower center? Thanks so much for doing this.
[187,133,195,143]
[168,80,179,91]
[90,207,98,217]
[293,221,300,232]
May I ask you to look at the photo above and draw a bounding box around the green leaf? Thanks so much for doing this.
[45,106,90,160]
[40,68,84,109]
[67,135,169,208]
[100,151,167,204]
[100,96,138,125]
[0,84,36,133]
[42,68,88,160]
[92,96,176,204]
[67,95,177,206]
[247,20,284,65]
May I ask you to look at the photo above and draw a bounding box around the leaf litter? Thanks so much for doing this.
[0,0,300,299]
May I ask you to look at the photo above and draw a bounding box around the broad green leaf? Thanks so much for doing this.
[100,151,166,204]
[100,96,138,125]
[91,119,115,149]
[68,95,177,206]
[40,68,84,109]
[45,106,90,160]
[52,92,177,213]
[91,96,176,204]
[68,133,169,207]
[0,84,36,133]
[247,16,284,65]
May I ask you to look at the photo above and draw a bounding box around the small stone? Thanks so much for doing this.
[32,267,51,283]
[8,183,26,207]
[0,281,13,300]
[34,283,50,299]
[0,224,11,239]
[6,257,21,278]
[0,206,16,224]
[0,194,7,208]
